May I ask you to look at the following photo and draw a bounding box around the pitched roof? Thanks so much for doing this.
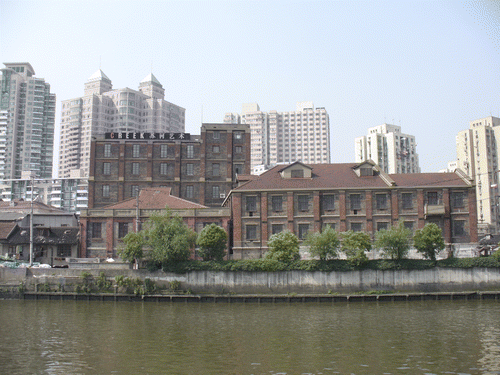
[100,187,208,210]
[7,227,80,245]
[88,69,111,82]
[140,73,162,86]
[0,200,71,214]
[232,163,472,192]
[0,222,17,240]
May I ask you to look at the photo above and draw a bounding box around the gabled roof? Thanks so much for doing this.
[0,200,72,215]
[0,222,17,240]
[100,187,208,210]
[140,73,162,86]
[231,163,473,192]
[277,161,313,173]
[7,227,80,245]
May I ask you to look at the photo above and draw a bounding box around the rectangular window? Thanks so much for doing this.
[272,196,283,212]
[160,144,168,158]
[322,194,335,211]
[404,221,414,231]
[427,192,439,205]
[376,194,388,210]
[118,223,129,238]
[351,222,362,232]
[212,185,220,198]
[402,193,413,209]
[234,164,244,175]
[324,223,336,231]
[453,220,466,236]
[291,169,304,178]
[235,146,242,154]
[246,225,257,240]
[212,163,220,176]
[103,162,111,175]
[160,163,168,175]
[213,131,220,139]
[377,222,389,231]
[212,145,220,153]
[298,195,309,211]
[92,222,102,238]
[132,162,140,175]
[102,185,110,198]
[246,196,257,212]
[57,245,72,258]
[186,185,194,199]
[104,144,111,157]
[133,144,140,158]
[186,163,194,176]
[271,224,284,235]
[452,192,465,208]
[350,194,361,210]
[131,185,139,197]
[298,224,309,239]
[187,145,194,158]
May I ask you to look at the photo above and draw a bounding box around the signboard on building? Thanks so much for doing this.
[105,132,191,140]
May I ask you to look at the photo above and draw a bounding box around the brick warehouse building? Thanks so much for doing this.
[88,123,250,209]
[226,161,478,259]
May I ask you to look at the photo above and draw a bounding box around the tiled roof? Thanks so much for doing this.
[100,187,208,210]
[232,163,472,192]
[0,222,17,240]
[7,227,80,245]
[0,200,70,214]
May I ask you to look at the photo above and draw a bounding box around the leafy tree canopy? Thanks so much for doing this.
[196,223,228,261]
[413,223,445,261]
[265,230,300,262]
[340,230,372,256]
[375,222,413,260]
[120,231,145,264]
[304,226,340,261]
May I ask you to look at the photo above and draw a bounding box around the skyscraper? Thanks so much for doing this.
[0,62,56,180]
[58,70,185,178]
[355,124,420,174]
[224,102,330,174]
[456,116,500,234]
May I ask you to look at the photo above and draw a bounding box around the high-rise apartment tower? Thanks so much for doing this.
[224,102,330,174]
[58,70,185,178]
[0,63,56,180]
[456,116,500,234]
[355,124,420,174]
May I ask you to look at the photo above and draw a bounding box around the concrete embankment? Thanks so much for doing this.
[2,267,500,295]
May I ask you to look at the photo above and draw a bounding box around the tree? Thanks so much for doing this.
[141,210,197,266]
[265,230,300,262]
[304,226,340,261]
[375,222,412,260]
[413,223,445,261]
[120,231,145,268]
[196,223,228,261]
[340,231,371,267]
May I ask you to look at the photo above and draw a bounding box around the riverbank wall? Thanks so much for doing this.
[1,267,500,294]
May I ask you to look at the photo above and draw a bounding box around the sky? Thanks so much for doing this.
[1,0,499,174]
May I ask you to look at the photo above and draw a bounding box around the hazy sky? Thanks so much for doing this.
[1,0,499,174]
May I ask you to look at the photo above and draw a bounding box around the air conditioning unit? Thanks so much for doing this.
[219,193,226,199]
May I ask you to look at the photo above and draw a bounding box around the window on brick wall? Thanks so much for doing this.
[246,196,257,212]
[377,222,389,231]
[133,144,140,158]
[322,194,335,211]
[452,192,465,208]
[298,223,310,239]
[212,163,220,176]
[92,222,102,238]
[187,145,194,158]
[132,162,140,175]
[235,146,242,154]
[118,223,128,238]
[272,196,283,212]
[351,222,362,232]
[271,224,284,235]
[298,195,309,211]
[427,192,439,205]
[212,185,220,198]
[104,144,111,157]
[160,163,168,175]
[376,194,388,210]
[212,145,220,153]
[350,194,361,210]
[57,245,72,257]
[160,144,168,158]
[402,193,413,209]
[404,221,414,231]
[186,185,194,199]
[213,131,220,139]
[246,225,257,240]
[103,162,110,175]
[186,163,194,176]
[131,185,139,197]
[102,185,110,198]
[453,220,466,236]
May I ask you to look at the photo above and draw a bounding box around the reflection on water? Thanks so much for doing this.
[1,299,499,374]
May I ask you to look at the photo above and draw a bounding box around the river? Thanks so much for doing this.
[1,299,499,374]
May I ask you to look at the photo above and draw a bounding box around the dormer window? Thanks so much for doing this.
[360,167,373,176]
[291,169,304,178]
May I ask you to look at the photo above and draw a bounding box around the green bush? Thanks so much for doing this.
[96,272,112,292]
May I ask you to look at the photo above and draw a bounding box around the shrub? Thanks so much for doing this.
[265,230,300,262]
[413,223,445,261]
[196,223,228,261]
[375,222,412,260]
[304,226,340,261]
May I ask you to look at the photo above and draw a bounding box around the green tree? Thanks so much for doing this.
[196,223,228,261]
[375,222,412,260]
[142,210,197,267]
[265,230,300,262]
[340,231,371,267]
[304,226,340,261]
[413,223,445,261]
[120,231,145,267]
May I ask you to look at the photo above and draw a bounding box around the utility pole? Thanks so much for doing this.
[29,172,35,267]
[136,187,140,232]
